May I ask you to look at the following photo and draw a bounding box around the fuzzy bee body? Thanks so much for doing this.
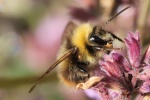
[29,6,130,93]
[57,23,116,87]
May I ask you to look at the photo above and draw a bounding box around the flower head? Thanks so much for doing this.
[77,31,150,100]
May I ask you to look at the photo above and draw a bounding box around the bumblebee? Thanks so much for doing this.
[29,6,130,93]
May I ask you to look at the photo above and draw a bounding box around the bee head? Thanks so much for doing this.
[88,6,130,51]
[89,26,115,51]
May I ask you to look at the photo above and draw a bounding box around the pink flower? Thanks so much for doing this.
[125,31,141,68]
[137,66,150,81]
[99,53,124,79]
[142,46,150,65]
[83,31,150,100]
[139,80,150,94]
[111,51,131,72]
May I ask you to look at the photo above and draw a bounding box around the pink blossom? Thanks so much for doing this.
[125,31,141,68]
[84,31,150,99]
[137,66,150,81]
[139,80,150,94]
[99,53,123,79]
[111,51,131,72]
[142,46,150,65]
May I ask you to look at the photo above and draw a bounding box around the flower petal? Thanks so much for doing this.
[125,31,141,68]
[111,51,131,72]
[139,80,150,94]
[99,61,121,79]
[142,93,150,100]
[137,66,150,81]
[108,89,123,100]
[99,52,123,79]
[76,76,103,90]
[142,46,150,65]
[94,82,123,100]
[84,89,101,100]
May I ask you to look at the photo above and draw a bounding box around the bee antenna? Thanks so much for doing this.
[106,47,123,51]
[102,6,131,30]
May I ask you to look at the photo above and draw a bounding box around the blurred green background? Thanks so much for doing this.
[0,0,150,100]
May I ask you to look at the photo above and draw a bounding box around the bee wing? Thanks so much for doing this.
[29,47,77,93]
[61,21,77,42]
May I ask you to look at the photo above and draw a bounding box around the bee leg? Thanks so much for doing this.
[108,32,124,43]
[69,65,90,83]
[76,66,90,79]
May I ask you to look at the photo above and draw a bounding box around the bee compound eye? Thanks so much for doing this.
[89,36,95,41]
[90,35,107,45]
